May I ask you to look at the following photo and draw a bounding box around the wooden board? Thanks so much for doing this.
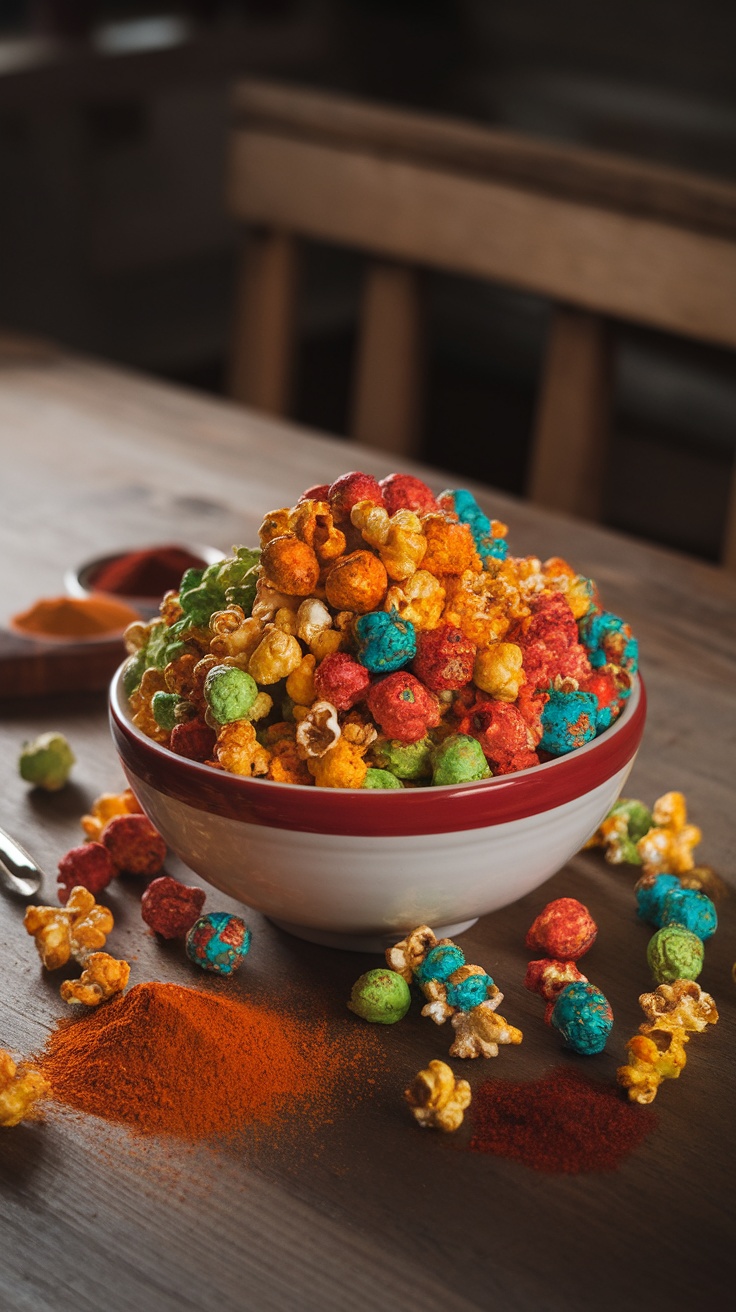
[0,628,127,700]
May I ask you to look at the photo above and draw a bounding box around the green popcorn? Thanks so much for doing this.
[204,665,259,724]
[121,650,147,696]
[363,768,403,789]
[151,691,182,731]
[348,969,411,1023]
[431,734,491,785]
[372,735,433,780]
[19,732,75,791]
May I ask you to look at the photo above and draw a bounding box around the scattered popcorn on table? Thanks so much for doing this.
[549,981,614,1056]
[121,470,639,788]
[525,897,597,960]
[0,1050,48,1127]
[57,842,115,905]
[636,791,701,877]
[185,912,251,974]
[100,813,167,877]
[141,875,206,939]
[617,980,718,1104]
[404,1059,471,1132]
[348,969,411,1023]
[18,732,75,792]
[387,925,522,1059]
[81,788,143,841]
[647,924,704,984]
[60,951,130,1007]
[636,875,718,941]
[524,958,588,1024]
[24,886,114,969]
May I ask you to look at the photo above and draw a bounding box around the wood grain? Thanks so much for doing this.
[1,354,734,1312]
[228,128,736,353]
[232,80,736,241]
[350,261,424,456]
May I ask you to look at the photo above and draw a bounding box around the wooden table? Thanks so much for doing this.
[1,353,734,1312]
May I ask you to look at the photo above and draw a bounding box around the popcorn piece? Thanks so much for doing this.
[19,732,75,791]
[431,734,491,785]
[296,700,341,759]
[261,534,320,596]
[385,569,446,631]
[638,979,718,1035]
[637,791,702,877]
[549,981,613,1055]
[524,957,588,1024]
[214,720,271,777]
[169,717,217,762]
[324,550,388,614]
[366,672,440,743]
[285,654,317,707]
[24,886,114,969]
[617,1030,688,1104]
[328,471,385,521]
[525,897,597,961]
[538,689,598,755]
[81,787,143,841]
[351,502,427,581]
[588,797,653,864]
[456,699,538,775]
[101,813,167,877]
[0,1050,48,1127]
[647,924,704,984]
[411,623,476,693]
[348,969,411,1023]
[186,911,251,974]
[204,664,259,724]
[248,628,303,685]
[420,513,480,576]
[386,925,439,982]
[141,875,206,939]
[405,1059,471,1131]
[379,473,437,516]
[313,652,371,710]
[472,642,524,702]
[57,842,115,905]
[354,610,417,674]
[307,736,369,789]
[449,1003,523,1059]
[60,952,130,1007]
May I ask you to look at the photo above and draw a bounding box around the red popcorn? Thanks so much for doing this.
[328,471,385,522]
[366,671,440,742]
[379,473,437,517]
[313,651,371,711]
[411,623,476,692]
[456,699,538,775]
[518,593,592,690]
[170,718,217,762]
[101,813,167,877]
[298,483,330,502]
[140,875,206,939]
[524,957,589,1024]
[525,898,598,961]
[57,842,115,905]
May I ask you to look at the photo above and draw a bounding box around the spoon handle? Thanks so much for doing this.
[0,825,43,897]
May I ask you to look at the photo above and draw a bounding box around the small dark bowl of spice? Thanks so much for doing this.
[66,543,224,619]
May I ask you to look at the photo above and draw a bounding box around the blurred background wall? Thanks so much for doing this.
[1,0,735,560]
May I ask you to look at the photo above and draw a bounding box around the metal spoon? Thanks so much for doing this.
[0,825,43,897]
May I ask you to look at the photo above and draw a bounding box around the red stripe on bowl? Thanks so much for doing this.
[110,669,646,837]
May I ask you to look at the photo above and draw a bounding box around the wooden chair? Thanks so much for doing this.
[226,79,736,569]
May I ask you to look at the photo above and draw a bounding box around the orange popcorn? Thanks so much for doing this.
[420,514,480,577]
[261,534,321,596]
[324,550,388,613]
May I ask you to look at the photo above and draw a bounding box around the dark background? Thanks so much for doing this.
[2,1,735,559]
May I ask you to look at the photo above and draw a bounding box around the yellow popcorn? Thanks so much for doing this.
[24,886,114,970]
[473,642,525,701]
[404,1060,471,1132]
[60,952,130,1007]
[0,1050,48,1127]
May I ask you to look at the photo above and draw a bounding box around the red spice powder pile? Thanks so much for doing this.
[468,1066,658,1173]
[90,546,206,599]
[39,981,377,1142]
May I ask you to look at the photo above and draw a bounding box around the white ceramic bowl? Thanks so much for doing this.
[110,669,646,952]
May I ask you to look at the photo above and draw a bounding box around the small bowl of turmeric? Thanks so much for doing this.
[66,543,224,620]
[9,594,142,643]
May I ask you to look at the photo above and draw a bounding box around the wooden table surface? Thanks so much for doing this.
[1,353,734,1312]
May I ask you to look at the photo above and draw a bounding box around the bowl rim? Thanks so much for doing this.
[110,665,646,837]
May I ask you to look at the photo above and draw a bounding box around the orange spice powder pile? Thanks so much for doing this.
[39,981,373,1142]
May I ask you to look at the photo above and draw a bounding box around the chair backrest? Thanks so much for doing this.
[226,78,736,568]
